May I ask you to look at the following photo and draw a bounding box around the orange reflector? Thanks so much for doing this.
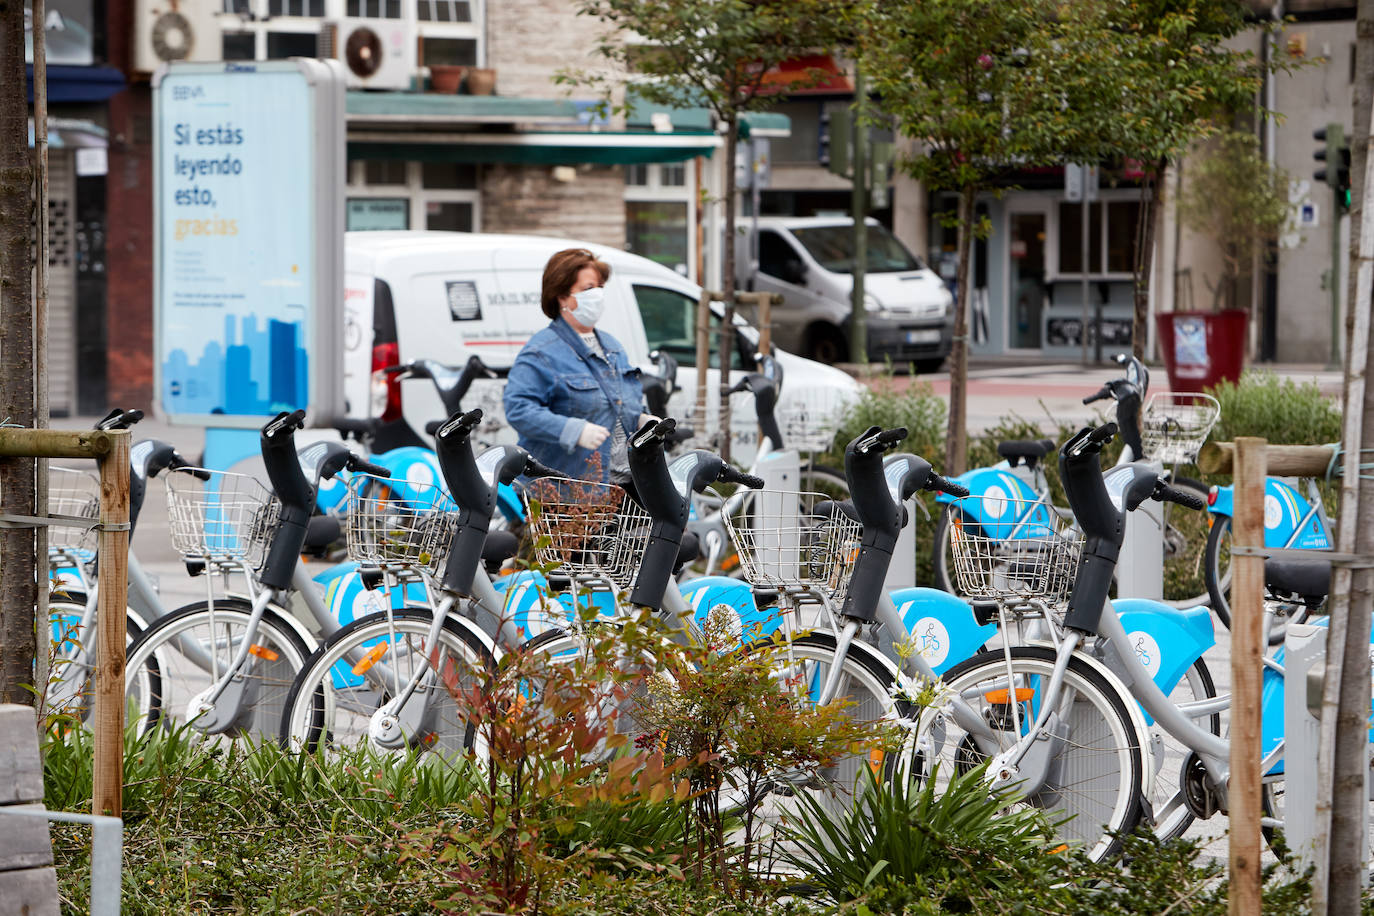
[1049,844,1069,855]
[721,553,740,572]
[867,747,885,773]
[248,645,279,662]
[351,643,389,676]
[984,687,1035,704]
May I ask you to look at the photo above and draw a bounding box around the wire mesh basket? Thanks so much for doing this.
[724,489,863,600]
[346,474,458,573]
[524,478,651,587]
[1141,393,1221,465]
[46,466,102,553]
[166,469,281,569]
[777,391,853,454]
[946,495,1083,604]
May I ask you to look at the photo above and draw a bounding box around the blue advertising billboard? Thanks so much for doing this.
[153,59,346,427]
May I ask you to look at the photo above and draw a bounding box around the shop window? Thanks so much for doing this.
[348,198,409,231]
[269,0,323,15]
[661,163,686,187]
[363,160,408,186]
[266,31,317,59]
[419,0,473,22]
[421,162,478,189]
[625,164,650,187]
[1057,200,1140,275]
[627,201,689,275]
[427,201,474,232]
[348,0,402,17]
[222,32,256,60]
[421,37,478,66]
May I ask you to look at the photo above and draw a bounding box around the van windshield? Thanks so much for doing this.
[791,224,924,274]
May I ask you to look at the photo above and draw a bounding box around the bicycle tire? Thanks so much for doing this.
[737,631,899,826]
[908,645,1145,862]
[798,463,851,501]
[279,609,493,765]
[125,598,312,741]
[1204,517,1309,644]
[1149,657,1219,842]
[45,601,144,721]
[1160,476,1212,609]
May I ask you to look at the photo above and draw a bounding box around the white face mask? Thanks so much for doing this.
[567,286,605,326]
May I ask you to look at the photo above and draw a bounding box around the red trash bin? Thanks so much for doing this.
[1153,309,1248,393]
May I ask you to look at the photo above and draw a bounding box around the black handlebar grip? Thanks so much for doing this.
[349,458,392,478]
[877,427,909,446]
[1157,484,1206,511]
[523,456,568,479]
[1083,388,1110,404]
[927,473,969,498]
[264,409,307,439]
[436,408,483,439]
[424,420,443,436]
[1088,422,1118,444]
[172,458,213,481]
[717,465,764,489]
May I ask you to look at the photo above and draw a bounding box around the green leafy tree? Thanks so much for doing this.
[1082,0,1273,354]
[862,0,1097,474]
[1176,131,1296,312]
[564,0,855,457]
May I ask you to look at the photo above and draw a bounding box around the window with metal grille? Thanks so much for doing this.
[418,0,473,22]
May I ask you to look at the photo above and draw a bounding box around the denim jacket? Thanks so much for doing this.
[503,318,645,482]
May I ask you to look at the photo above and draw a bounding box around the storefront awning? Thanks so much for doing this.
[348,129,722,165]
[625,100,791,138]
[347,92,585,125]
[27,117,107,148]
[26,65,125,104]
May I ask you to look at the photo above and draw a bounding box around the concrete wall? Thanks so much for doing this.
[485,0,623,106]
[480,164,627,247]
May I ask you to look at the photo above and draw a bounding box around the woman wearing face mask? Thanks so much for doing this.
[503,248,656,484]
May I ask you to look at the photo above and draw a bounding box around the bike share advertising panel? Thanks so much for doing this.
[152,59,347,430]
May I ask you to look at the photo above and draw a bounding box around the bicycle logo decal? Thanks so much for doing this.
[1129,631,1162,679]
[1264,494,1283,530]
[981,484,1010,521]
[913,617,951,668]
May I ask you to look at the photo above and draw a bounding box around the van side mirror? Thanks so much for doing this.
[781,258,807,286]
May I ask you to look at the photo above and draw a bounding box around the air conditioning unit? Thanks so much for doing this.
[133,0,223,73]
[319,18,417,91]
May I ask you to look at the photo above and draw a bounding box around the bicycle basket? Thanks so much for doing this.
[166,469,281,569]
[724,489,863,600]
[777,391,852,454]
[946,495,1083,604]
[524,478,650,587]
[346,474,458,573]
[1141,393,1220,465]
[46,466,102,553]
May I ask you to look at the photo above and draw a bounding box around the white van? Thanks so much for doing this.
[741,216,954,371]
[341,231,864,458]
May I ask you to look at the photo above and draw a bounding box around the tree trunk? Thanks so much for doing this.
[717,111,739,464]
[1131,157,1166,359]
[944,185,974,476]
[0,1,37,705]
[1322,0,1374,910]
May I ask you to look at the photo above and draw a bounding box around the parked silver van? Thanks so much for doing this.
[742,216,954,370]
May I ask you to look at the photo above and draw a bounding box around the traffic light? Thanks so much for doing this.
[1314,122,1352,213]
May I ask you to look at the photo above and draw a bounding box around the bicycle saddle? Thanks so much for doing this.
[996,438,1056,468]
[1264,556,1331,608]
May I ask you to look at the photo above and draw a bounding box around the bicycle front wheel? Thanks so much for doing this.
[279,610,493,766]
[125,598,311,742]
[910,645,1144,862]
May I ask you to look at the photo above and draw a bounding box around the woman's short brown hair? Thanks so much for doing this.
[541,248,611,320]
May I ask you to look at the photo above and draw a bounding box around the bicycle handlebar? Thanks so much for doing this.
[347,456,392,478]
[1083,388,1111,405]
[1154,482,1205,511]
[95,408,144,431]
[925,472,969,498]
[263,409,307,440]
[855,426,908,455]
[523,455,567,479]
[717,464,764,489]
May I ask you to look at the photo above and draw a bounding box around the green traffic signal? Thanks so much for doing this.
[1313,122,1352,214]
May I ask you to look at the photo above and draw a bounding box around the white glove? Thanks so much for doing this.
[578,422,610,450]
[638,413,661,430]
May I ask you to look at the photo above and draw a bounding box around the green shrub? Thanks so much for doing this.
[1207,370,1342,447]
[825,375,947,468]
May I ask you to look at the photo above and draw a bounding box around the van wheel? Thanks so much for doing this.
[807,327,847,364]
[915,357,945,374]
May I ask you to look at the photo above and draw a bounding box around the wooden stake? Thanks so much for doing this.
[1229,435,1267,916]
[93,431,130,818]
[694,289,721,429]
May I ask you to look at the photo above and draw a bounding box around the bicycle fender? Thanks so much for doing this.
[1209,480,1331,550]
[1021,638,1156,804]
[890,586,995,676]
[315,468,351,514]
[494,570,619,640]
[934,465,1038,508]
[317,561,430,628]
[369,447,453,505]
[1113,599,1214,726]
[680,576,776,643]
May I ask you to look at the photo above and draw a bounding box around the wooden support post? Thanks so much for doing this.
[1230,436,1267,916]
[694,289,723,432]
[735,291,782,358]
[1198,440,1335,477]
[93,431,129,818]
